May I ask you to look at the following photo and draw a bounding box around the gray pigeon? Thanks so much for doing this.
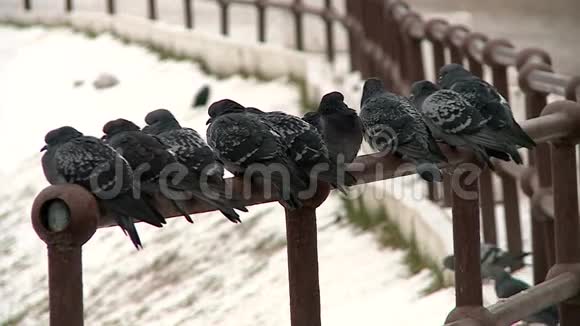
[443,243,530,271]
[143,109,247,221]
[483,265,558,325]
[437,64,535,151]
[246,107,356,193]
[102,119,242,224]
[302,91,363,165]
[360,78,447,182]
[41,126,166,249]
[410,80,522,166]
[206,99,308,210]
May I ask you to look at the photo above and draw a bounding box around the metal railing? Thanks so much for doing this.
[23,0,580,325]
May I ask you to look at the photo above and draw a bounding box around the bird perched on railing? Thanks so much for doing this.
[410,80,521,167]
[360,78,448,182]
[102,118,242,224]
[302,91,363,166]
[41,126,166,249]
[483,264,559,326]
[206,99,308,210]
[437,64,536,156]
[143,109,247,219]
[246,107,356,193]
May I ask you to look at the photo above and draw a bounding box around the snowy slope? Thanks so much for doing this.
[0,26,457,325]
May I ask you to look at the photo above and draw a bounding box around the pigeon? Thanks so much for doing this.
[41,126,166,249]
[246,107,356,193]
[302,91,363,165]
[192,84,210,109]
[206,99,308,210]
[443,243,530,271]
[102,119,242,224]
[360,78,448,182]
[143,109,247,221]
[437,64,535,152]
[410,80,522,166]
[483,265,559,325]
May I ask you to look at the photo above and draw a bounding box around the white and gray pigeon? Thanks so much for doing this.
[206,99,308,210]
[437,64,535,151]
[443,243,530,271]
[41,126,166,249]
[142,109,247,221]
[360,78,448,182]
[410,80,522,167]
[483,265,559,326]
[302,91,363,165]
[102,119,242,224]
[246,107,356,193]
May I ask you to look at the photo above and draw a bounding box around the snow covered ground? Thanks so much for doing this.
[0,26,459,325]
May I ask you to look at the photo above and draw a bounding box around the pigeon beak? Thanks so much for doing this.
[206,118,213,125]
[40,145,48,152]
[100,135,107,140]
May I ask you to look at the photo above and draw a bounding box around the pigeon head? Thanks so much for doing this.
[143,109,180,135]
[410,80,439,97]
[318,91,346,115]
[102,119,141,138]
[438,64,472,86]
[206,99,245,124]
[42,126,83,151]
[361,78,385,106]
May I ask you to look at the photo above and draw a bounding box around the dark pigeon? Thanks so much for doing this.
[102,119,242,224]
[443,243,530,271]
[302,91,363,165]
[360,78,448,182]
[483,265,559,325]
[41,126,166,249]
[437,64,535,152]
[246,107,356,193]
[206,99,308,210]
[143,109,247,222]
[192,84,210,109]
[410,80,522,166]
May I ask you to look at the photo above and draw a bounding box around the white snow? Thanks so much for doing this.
[0,26,458,325]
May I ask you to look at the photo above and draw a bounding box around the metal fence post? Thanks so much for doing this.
[292,0,304,51]
[344,0,359,72]
[518,55,554,284]
[483,39,525,268]
[24,0,31,11]
[65,0,73,12]
[184,0,193,29]
[106,0,115,15]
[546,101,580,324]
[219,0,229,36]
[256,0,266,42]
[31,185,99,326]
[285,185,329,326]
[148,0,157,20]
[323,0,335,63]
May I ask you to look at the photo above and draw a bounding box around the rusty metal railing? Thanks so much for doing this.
[22,0,580,325]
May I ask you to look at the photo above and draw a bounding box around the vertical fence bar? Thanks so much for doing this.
[323,0,335,63]
[399,12,421,91]
[24,0,31,11]
[551,139,580,325]
[293,0,304,51]
[184,0,193,29]
[219,1,229,36]
[380,1,398,90]
[256,1,266,42]
[451,170,483,308]
[106,0,115,15]
[31,185,99,326]
[344,0,359,72]
[518,58,554,283]
[285,186,328,326]
[148,0,157,20]
[484,39,525,265]
[65,0,73,12]
[464,33,497,245]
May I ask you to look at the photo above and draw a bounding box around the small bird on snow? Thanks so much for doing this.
[41,126,166,249]
[360,78,447,182]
